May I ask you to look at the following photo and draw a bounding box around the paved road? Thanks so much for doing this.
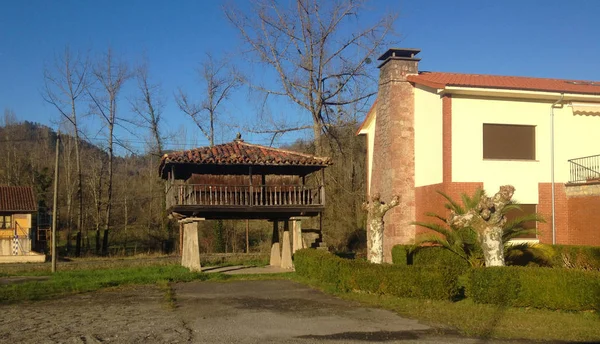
[173,280,520,344]
[1,279,531,343]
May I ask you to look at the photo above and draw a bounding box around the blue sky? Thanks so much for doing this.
[1,0,600,152]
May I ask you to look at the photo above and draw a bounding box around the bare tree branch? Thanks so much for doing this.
[130,63,165,155]
[225,0,397,153]
[175,53,240,146]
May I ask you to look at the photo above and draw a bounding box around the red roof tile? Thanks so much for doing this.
[0,186,37,212]
[407,72,600,95]
[160,140,332,170]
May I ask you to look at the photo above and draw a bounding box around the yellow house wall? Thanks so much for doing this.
[452,96,600,203]
[0,213,33,255]
[14,213,32,231]
[414,86,443,187]
[359,110,376,194]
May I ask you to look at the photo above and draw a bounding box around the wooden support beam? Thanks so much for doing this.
[246,219,250,253]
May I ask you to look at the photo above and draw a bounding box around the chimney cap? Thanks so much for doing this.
[378,48,421,61]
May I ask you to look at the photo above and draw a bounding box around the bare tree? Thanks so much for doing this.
[175,53,240,147]
[86,149,106,254]
[89,48,130,255]
[42,47,90,255]
[131,62,175,251]
[225,0,396,153]
[1,109,17,185]
[131,63,165,156]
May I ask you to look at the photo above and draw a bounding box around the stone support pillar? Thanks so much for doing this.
[291,218,305,253]
[269,220,281,266]
[180,218,204,272]
[281,220,293,269]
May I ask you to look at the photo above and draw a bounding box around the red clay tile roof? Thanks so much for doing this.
[407,72,600,95]
[0,186,37,212]
[160,140,332,171]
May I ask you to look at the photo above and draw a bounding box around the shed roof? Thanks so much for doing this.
[0,186,37,212]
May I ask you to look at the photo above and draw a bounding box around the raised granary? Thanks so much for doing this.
[159,137,332,271]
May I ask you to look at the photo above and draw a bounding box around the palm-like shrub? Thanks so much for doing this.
[413,189,545,267]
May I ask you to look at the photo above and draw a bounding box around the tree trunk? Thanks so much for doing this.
[103,122,114,256]
[95,229,101,254]
[102,229,109,256]
[480,225,505,267]
[363,194,400,264]
[368,217,385,264]
[74,128,83,257]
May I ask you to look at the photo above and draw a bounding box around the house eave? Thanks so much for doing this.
[356,100,378,136]
[440,86,600,102]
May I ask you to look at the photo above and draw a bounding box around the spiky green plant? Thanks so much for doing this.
[413,189,545,267]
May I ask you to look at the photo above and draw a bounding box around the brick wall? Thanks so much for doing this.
[566,195,600,246]
[415,183,445,237]
[415,182,483,238]
[538,183,600,246]
[538,183,569,244]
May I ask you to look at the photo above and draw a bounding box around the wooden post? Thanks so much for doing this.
[179,222,184,255]
[246,219,250,253]
[249,166,253,206]
[261,174,266,205]
[320,169,326,205]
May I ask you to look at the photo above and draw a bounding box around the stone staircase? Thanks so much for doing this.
[301,229,328,250]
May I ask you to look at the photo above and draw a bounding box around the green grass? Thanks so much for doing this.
[0,265,228,303]
[291,275,600,342]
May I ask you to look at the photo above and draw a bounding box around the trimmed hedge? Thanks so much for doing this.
[391,245,410,265]
[466,266,600,311]
[550,245,600,271]
[294,249,461,300]
[392,245,469,270]
[395,244,600,271]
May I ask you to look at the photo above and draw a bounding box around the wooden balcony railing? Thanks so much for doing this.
[166,184,324,209]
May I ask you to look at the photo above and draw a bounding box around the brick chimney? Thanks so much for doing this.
[370,48,420,262]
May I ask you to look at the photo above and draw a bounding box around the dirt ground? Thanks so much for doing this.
[0,285,188,343]
[0,280,531,344]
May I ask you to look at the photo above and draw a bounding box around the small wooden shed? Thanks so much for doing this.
[0,186,45,263]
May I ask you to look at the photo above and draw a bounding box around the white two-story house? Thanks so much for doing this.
[359,48,600,262]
